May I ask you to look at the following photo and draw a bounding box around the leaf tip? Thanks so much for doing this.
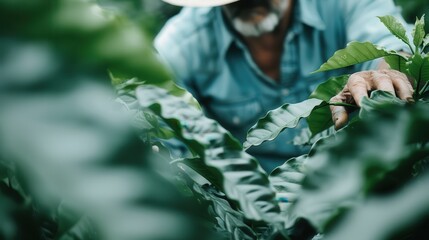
[310,69,322,74]
[243,142,251,150]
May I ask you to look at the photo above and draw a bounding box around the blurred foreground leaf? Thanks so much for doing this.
[290,92,429,232]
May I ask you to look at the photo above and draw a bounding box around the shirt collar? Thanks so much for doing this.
[297,0,326,30]
[214,7,235,56]
[214,0,326,56]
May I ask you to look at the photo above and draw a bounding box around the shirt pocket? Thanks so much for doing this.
[208,97,263,139]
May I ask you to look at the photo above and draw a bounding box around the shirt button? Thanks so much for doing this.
[282,88,290,96]
[232,116,240,125]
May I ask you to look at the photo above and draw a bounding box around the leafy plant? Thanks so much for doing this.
[2,0,429,239]
[243,14,429,240]
[106,11,429,240]
[0,0,213,239]
[395,0,429,34]
[246,14,429,147]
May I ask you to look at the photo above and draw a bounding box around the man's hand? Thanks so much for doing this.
[330,69,414,129]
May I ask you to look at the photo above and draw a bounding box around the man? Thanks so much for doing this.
[155,0,413,171]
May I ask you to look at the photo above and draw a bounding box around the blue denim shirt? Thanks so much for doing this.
[154,0,408,172]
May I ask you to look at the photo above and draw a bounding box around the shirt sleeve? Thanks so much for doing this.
[340,0,412,71]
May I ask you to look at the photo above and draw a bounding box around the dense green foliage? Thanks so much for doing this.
[1,1,429,240]
[244,14,429,240]
[395,0,429,33]
[0,1,207,239]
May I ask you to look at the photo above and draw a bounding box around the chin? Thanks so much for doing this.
[232,12,279,37]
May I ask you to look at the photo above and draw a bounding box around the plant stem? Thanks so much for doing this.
[407,43,415,55]
[414,69,423,100]
[419,81,429,96]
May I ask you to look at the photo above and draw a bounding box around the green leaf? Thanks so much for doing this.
[269,155,307,227]
[383,54,408,72]
[116,78,201,111]
[142,112,176,139]
[309,75,350,102]
[314,42,396,73]
[307,75,350,136]
[244,99,326,150]
[412,15,426,51]
[378,15,412,49]
[407,54,429,83]
[133,85,283,224]
[359,91,406,119]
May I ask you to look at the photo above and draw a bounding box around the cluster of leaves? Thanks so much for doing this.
[246,15,429,148]
[0,0,214,239]
[110,8,429,240]
[116,81,288,239]
[2,0,429,239]
[114,14,429,240]
[0,1,291,239]
[242,14,429,240]
[395,0,429,33]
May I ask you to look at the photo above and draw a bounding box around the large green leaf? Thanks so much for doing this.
[307,75,350,136]
[289,98,429,231]
[313,42,396,73]
[383,54,408,72]
[244,99,326,150]
[407,54,429,84]
[412,15,426,51]
[359,91,406,119]
[378,15,412,49]
[0,2,213,239]
[115,77,201,113]
[133,85,283,225]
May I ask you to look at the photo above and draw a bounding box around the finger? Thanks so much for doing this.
[385,70,414,101]
[331,106,348,130]
[347,72,371,107]
[330,95,349,130]
[371,71,396,95]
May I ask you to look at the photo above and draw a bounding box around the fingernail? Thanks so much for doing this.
[407,97,415,103]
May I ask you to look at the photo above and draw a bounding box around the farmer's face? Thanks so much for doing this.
[222,0,291,37]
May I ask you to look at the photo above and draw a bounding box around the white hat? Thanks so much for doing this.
[162,0,239,7]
